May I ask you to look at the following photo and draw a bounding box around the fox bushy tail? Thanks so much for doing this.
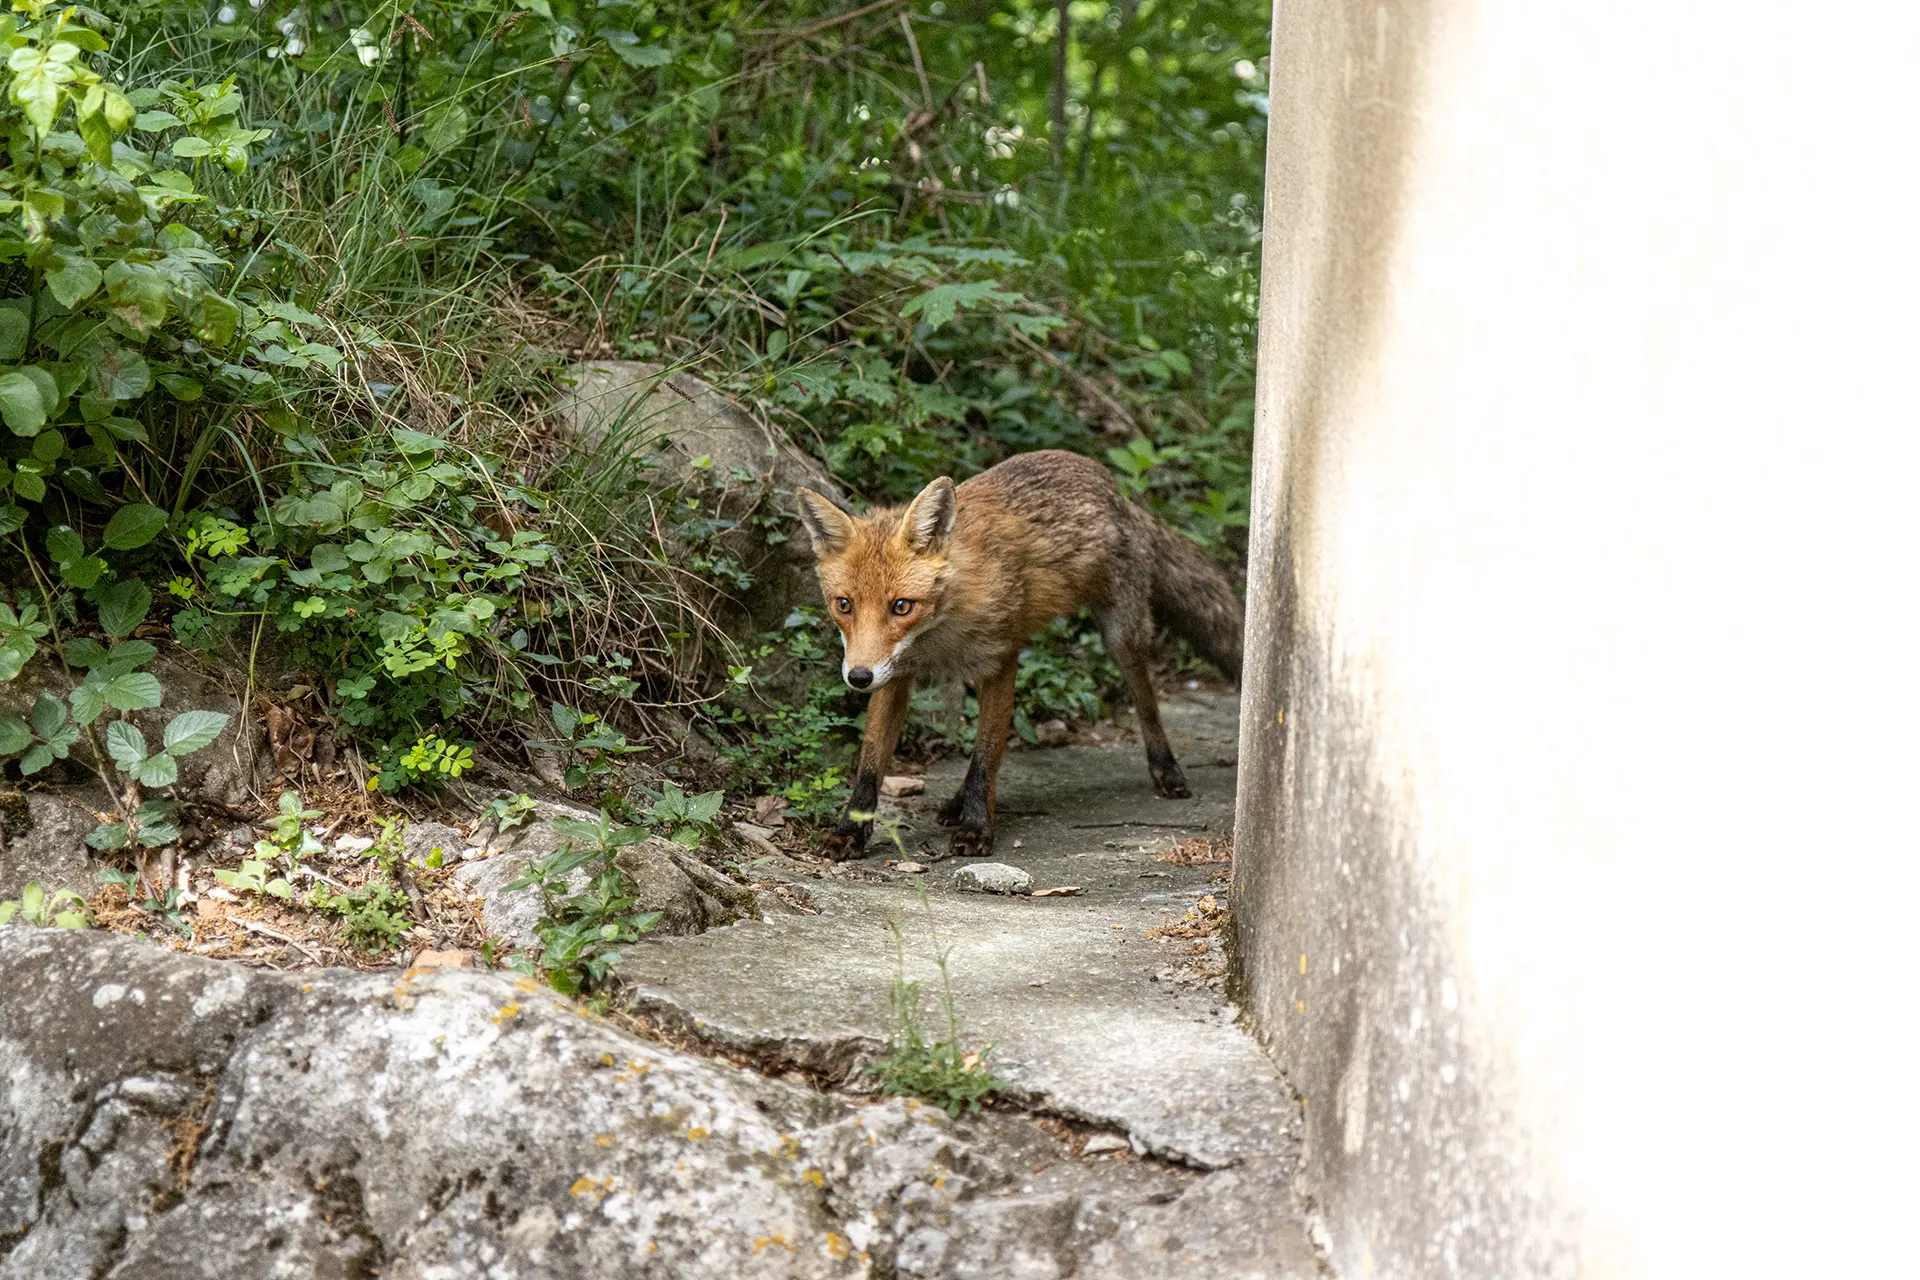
[1143,516,1244,683]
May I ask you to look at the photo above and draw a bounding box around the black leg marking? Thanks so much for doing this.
[822,771,879,861]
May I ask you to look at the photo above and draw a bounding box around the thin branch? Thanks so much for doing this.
[899,12,932,109]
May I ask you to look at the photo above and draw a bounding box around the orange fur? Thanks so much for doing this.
[795,450,1242,860]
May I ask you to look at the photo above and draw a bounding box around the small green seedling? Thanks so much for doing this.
[0,881,87,929]
[215,858,292,899]
[483,793,538,833]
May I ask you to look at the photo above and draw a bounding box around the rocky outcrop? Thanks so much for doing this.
[453,799,760,949]
[557,360,845,645]
[0,928,1267,1280]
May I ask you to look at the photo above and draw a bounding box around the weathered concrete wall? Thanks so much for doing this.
[1235,2,1917,1276]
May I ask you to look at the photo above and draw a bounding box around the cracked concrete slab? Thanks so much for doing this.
[614,693,1300,1173]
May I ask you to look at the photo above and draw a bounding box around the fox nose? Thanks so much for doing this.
[846,666,874,690]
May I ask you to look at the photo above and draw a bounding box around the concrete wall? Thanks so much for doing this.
[1234,2,1918,1276]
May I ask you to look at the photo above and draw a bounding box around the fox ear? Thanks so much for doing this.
[898,476,956,552]
[795,488,856,557]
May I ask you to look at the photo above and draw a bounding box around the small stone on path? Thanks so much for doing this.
[411,949,472,968]
[888,860,928,874]
[1036,718,1070,746]
[880,775,925,797]
[953,862,1033,895]
[1082,1133,1131,1155]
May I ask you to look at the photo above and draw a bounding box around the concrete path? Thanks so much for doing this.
[615,692,1319,1275]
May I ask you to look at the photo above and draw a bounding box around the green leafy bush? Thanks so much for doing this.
[505,808,662,996]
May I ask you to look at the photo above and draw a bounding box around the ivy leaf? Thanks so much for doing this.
[134,752,178,787]
[105,719,147,771]
[96,578,151,638]
[46,255,103,307]
[102,502,168,550]
[0,714,30,755]
[102,670,164,711]
[163,709,228,755]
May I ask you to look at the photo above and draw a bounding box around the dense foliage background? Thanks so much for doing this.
[0,0,1269,806]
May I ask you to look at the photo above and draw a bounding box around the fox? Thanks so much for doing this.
[795,449,1243,861]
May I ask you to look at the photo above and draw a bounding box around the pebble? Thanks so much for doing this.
[953,863,1033,895]
[879,775,925,798]
[411,950,472,969]
[1081,1133,1131,1155]
[1036,719,1069,746]
[333,833,374,856]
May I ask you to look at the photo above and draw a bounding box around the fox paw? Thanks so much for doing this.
[949,827,994,858]
[1151,764,1192,800]
[935,791,967,827]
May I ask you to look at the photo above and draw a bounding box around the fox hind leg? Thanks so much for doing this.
[950,659,1016,856]
[1100,603,1191,800]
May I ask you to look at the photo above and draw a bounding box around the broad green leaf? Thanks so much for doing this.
[391,428,446,453]
[61,638,108,669]
[163,709,227,755]
[134,752,178,787]
[105,719,147,770]
[606,33,672,68]
[66,681,104,726]
[86,821,130,850]
[11,469,44,501]
[19,743,53,774]
[421,102,469,153]
[103,262,170,333]
[46,255,102,307]
[102,503,168,550]
[30,692,66,738]
[57,555,106,589]
[30,430,62,463]
[0,370,49,435]
[0,309,26,362]
[87,345,151,401]
[685,790,725,825]
[0,714,30,754]
[96,578,151,638]
[135,818,181,847]
[102,670,163,711]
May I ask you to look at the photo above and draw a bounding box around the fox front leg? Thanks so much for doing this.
[948,659,1017,857]
[821,679,913,862]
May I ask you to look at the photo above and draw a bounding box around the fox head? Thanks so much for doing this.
[794,477,956,691]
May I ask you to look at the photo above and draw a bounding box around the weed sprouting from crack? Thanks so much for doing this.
[861,812,1003,1117]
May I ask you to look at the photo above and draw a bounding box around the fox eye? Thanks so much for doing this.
[835,597,853,615]
[890,598,914,617]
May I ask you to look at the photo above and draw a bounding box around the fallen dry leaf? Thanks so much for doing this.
[1032,886,1082,897]
[887,860,929,874]
[753,795,788,827]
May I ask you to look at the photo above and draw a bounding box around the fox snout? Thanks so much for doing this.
[845,665,874,690]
